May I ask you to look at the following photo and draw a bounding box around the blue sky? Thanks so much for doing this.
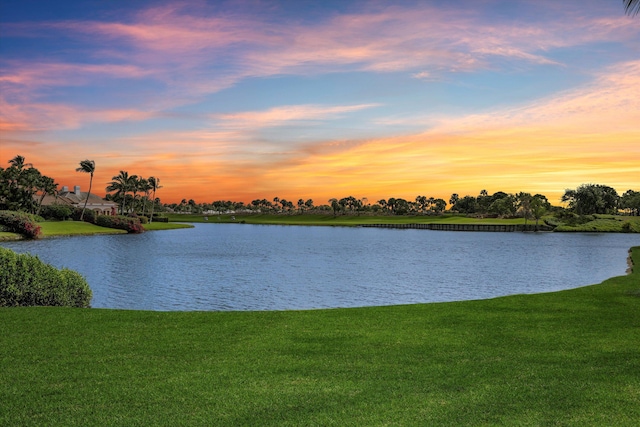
[1,0,638,203]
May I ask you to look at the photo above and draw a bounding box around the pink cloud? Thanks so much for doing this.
[0,93,160,132]
[212,103,381,128]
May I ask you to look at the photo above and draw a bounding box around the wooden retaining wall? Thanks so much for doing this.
[361,223,553,232]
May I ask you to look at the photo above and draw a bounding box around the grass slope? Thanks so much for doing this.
[143,222,194,231]
[1,248,639,426]
[167,213,532,227]
[39,221,128,237]
[1,221,192,240]
[555,217,640,233]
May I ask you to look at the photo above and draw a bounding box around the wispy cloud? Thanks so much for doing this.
[212,103,381,128]
[2,1,638,203]
[4,1,637,116]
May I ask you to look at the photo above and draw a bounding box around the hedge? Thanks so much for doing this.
[95,215,144,233]
[71,207,97,223]
[40,204,73,221]
[0,210,42,239]
[0,247,92,307]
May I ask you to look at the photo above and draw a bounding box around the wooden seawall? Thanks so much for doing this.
[361,223,553,232]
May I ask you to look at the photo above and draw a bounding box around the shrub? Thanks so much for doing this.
[40,204,73,221]
[0,247,92,307]
[130,213,148,224]
[71,207,97,223]
[0,210,42,239]
[622,220,640,233]
[553,212,594,227]
[544,217,561,228]
[95,215,144,233]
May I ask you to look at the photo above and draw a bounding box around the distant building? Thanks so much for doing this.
[40,185,117,216]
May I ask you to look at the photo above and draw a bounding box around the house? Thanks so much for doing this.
[40,185,117,216]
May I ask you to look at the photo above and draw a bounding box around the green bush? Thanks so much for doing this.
[71,207,97,223]
[0,247,92,307]
[555,218,626,232]
[95,215,144,233]
[40,204,72,221]
[132,214,148,224]
[0,210,42,238]
[622,220,640,233]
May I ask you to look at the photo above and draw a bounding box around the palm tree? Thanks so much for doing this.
[147,176,162,222]
[35,175,58,216]
[106,171,137,215]
[138,177,152,217]
[9,155,32,170]
[130,176,147,214]
[76,159,95,221]
[625,0,640,16]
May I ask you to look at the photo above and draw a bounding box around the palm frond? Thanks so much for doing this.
[625,0,640,16]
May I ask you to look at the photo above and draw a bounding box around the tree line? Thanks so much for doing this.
[0,155,163,223]
[168,186,640,220]
[104,171,162,222]
[2,155,639,220]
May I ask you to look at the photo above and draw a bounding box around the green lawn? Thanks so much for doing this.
[555,217,640,233]
[167,213,532,226]
[0,231,21,240]
[143,222,194,231]
[38,221,128,236]
[1,248,638,426]
[1,220,193,240]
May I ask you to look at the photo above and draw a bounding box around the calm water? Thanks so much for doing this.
[2,224,638,311]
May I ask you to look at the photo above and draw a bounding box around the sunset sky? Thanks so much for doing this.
[1,0,639,205]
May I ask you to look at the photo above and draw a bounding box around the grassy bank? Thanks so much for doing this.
[1,248,638,426]
[142,221,194,231]
[167,212,640,232]
[554,216,640,233]
[167,212,532,227]
[39,221,128,237]
[0,220,193,240]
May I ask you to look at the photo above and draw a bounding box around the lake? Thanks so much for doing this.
[1,224,638,311]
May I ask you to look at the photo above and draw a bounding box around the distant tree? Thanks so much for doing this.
[387,198,397,213]
[304,199,314,210]
[106,171,137,214]
[431,198,447,213]
[75,159,95,221]
[416,195,428,213]
[138,177,152,217]
[329,198,341,216]
[34,175,58,216]
[453,195,478,214]
[516,192,532,226]
[391,198,410,215]
[530,195,547,231]
[147,177,162,222]
[476,189,492,214]
[488,194,516,217]
[562,184,619,215]
[621,190,640,216]
[449,193,459,208]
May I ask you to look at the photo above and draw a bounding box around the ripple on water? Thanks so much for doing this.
[1,224,637,311]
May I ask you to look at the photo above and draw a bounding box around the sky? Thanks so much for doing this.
[1,0,639,205]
